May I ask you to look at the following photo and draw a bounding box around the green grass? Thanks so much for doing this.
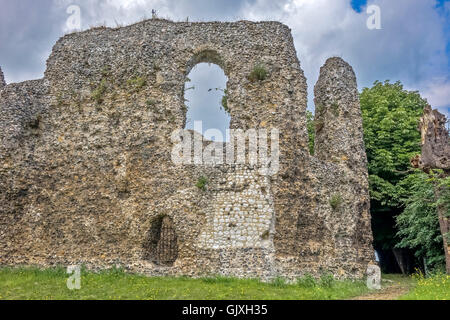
[0,267,371,300]
[399,273,450,300]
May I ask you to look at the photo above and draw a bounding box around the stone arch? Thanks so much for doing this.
[143,215,178,266]
[186,49,227,75]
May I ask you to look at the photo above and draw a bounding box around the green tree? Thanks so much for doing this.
[396,171,445,271]
[360,80,428,251]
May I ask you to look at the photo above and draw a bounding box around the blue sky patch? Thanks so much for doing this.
[351,0,368,12]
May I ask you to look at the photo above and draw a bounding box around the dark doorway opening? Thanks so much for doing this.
[143,216,178,266]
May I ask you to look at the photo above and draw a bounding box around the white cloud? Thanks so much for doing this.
[419,78,450,108]
[52,0,245,30]
[3,0,449,118]
[54,0,170,28]
[238,0,450,110]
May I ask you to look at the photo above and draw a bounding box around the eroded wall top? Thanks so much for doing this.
[44,19,309,151]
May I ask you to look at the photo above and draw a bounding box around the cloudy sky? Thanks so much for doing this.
[1,0,449,129]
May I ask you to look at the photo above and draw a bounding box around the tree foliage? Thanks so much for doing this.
[361,80,449,271]
[360,80,429,250]
[395,171,445,270]
[360,80,428,207]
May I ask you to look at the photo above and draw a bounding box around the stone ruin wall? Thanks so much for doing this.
[0,67,5,90]
[0,19,374,280]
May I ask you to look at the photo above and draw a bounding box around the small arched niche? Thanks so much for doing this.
[184,51,230,142]
[143,215,178,266]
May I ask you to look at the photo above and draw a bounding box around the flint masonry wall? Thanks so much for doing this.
[0,67,5,90]
[0,19,373,279]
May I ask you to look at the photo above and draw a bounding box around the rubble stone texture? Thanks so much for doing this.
[0,19,374,279]
[0,67,5,90]
[416,105,450,171]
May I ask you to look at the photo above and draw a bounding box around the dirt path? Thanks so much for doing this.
[352,284,409,300]
[351,277,414,300]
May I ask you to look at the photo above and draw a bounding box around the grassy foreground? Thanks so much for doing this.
[1,267,448,300]
[0,267,370,300]
[399,273,450,300]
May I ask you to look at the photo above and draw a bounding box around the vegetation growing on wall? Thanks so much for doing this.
[196,176,208,191]
[221,89,229,114]
[127,76,147,92]
[91,79,107,104]
[329,194,343,211]
[249,63,268,82]
[306,110,315,155]
[207,87,230,114]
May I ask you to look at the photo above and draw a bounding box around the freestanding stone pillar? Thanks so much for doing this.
[314,57,368,173]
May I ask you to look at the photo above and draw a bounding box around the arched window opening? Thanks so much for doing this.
[143,215,178,266]
[184,63,230,142]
